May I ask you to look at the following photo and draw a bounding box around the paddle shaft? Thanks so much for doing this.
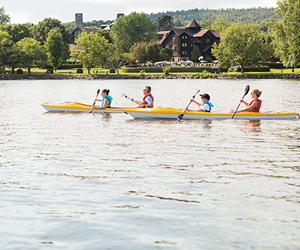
[231,85,250,119]
[124,95,146,108]
[90,89,100,113]
[178,90,200,120]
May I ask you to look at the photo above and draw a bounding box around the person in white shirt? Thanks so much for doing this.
[186,93,214,112]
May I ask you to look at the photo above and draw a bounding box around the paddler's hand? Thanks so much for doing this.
[131,98,134,101]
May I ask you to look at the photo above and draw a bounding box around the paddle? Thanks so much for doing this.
[231,85,250,119]
[122,93,146,108]
[177,90,200,121]
[89,89,100,113]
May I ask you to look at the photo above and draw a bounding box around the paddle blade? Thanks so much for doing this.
[177,114,183,121]
[244,85,250,96]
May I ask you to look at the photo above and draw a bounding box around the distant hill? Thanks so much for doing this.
[149,7,279,25]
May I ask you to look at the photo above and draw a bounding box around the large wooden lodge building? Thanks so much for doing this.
[158,20,220,62]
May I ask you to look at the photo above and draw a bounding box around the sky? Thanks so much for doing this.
[2,0,278,24]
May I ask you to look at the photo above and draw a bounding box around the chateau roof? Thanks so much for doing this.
[185,19,201,29]
[193,29,220,38]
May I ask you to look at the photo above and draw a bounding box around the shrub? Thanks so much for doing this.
[122,67,163,73]
[77,68,83,73]
[47,69,53,73]
[260,62,284,69]
[16,69,23,74]
[205,57,213,63]
[59,64,83,69]
[139,70,146,75]
[169,66,211,73]
[109,68,116,73]
[233,66,271,72]
[163,67,170,75]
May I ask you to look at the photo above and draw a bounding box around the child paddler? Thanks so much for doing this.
[186,93,214,112]
[95,89,113,109]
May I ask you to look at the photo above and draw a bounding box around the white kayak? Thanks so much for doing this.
[41,102,139,113]
[125,107,300,120]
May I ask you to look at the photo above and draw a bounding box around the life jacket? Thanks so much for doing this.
[101,95,113,108]
[201,101,214,112]
[248,99,262,112]
[139,93,154,108]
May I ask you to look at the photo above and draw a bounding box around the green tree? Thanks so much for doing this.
[191,46,202,62]
[31,18,72,45]
[211,18,231,33]
[155,15,174,31]
[212,23,271,73]
[0,24,31,43]
[71,31,112,74]
[0,7,10,25]
[44,28,66,71]
[130,42,147,64]
[0,30,13,68]
[145,42,160,63]
[13,38,47,75]
[111,12,156,53]
[159,47,173,61]
[272,0,300,72]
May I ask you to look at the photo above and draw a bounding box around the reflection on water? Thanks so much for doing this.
[0,79,300,249]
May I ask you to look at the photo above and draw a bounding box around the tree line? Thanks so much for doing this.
[1,1,300,74]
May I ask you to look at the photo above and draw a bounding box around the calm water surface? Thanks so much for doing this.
[0,79,300,249]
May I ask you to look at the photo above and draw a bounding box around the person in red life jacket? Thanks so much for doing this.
[232,89,262,113]
[131,86,154,108]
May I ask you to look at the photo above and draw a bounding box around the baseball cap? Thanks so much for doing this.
[200,93,210,101]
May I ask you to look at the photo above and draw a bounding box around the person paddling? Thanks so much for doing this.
[186,93,214,112]
[95,89,113,109]
[231,89,262,113]
[131,86,154,108]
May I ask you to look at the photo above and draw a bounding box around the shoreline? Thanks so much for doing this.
[1,73,300,80]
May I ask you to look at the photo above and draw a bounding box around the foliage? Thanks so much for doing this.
[109,68,116,73]
[163,67,170,75]
[44,29,66,71]
[0,24,31,43]
[16,69,23,74]
[191,46,202,62]
[212,23,272,73]
[211,18,231,33]
[122,66,224,73]
[139,70,146,75]
[71,31,113,74]
[0,7,10,25]
[145,42,160,63]
[12,38,47,74]
[271,0,300,71]
[0,30,13,67]
[149,7,280,25]
[159,47,173,61]
[154,15,174,31]
[130,42,147,64]
[31,18,72,45]
[111,12,156,52]
[76,68,83,73]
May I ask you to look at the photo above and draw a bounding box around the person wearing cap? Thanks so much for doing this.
[186,93,214,112]
[131,86,154,108]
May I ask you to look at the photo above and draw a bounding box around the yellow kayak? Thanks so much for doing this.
[125,107,299,120]
[41,102,139,113]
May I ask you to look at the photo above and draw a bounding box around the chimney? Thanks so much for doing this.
[75,13,83,29]
[117,13,124,19]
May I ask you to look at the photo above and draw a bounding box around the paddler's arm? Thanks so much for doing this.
[191,99,201,107]
[241,100,248,106]
[236,101,258,113]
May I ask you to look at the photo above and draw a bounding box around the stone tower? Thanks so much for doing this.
[75,13,83,29]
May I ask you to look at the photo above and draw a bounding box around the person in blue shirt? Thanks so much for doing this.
[186,93,214,112]
[131,86,154,108]
[95,89,113,109]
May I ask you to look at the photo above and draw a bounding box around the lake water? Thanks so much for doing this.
[0,79,300,249]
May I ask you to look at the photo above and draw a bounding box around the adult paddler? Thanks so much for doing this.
[131,86,154,108]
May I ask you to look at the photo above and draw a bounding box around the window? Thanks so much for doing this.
[206,38,210,43]
[182,35,188,40]
[182,51,187,55]
[182,43,188,47]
